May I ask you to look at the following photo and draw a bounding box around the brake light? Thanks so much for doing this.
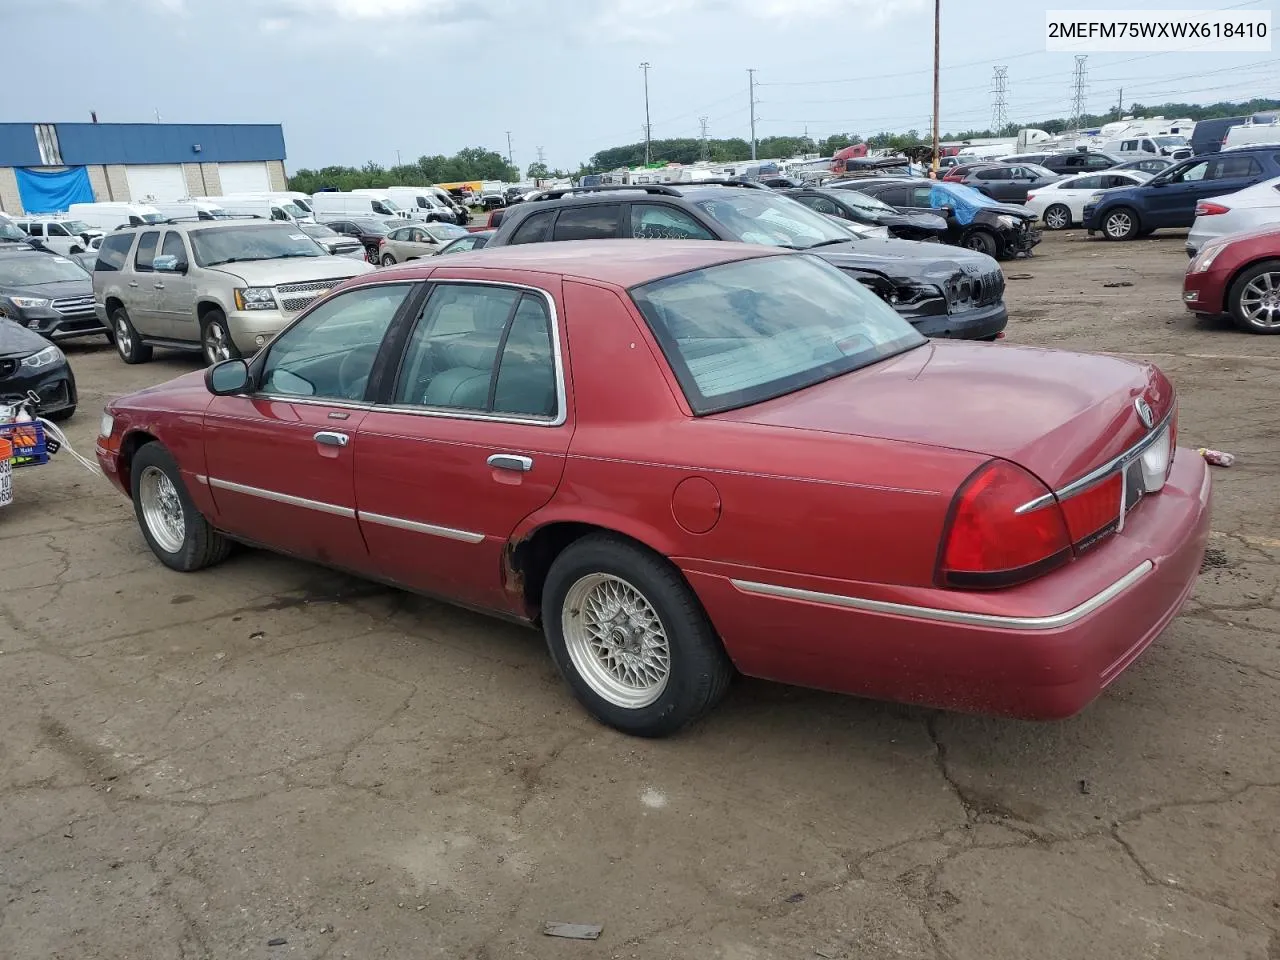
[1058,473,1122,548]
[938,461,1071,589]
[1195,201,1230,216]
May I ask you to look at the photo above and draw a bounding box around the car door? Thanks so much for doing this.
[44,222,73,256]
[354,279,572,613]
[202,281,417,567]
[127,230,165,336]
[153,230,197,341]
[971,166,1012,201]
[1145,158,1215,227]
[1061,175,1100,218]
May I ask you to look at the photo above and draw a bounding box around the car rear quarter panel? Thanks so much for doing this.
[526,279,984,589]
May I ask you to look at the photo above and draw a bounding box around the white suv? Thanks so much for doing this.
[12,217,105,257]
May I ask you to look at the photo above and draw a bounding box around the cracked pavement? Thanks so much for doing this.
[1,231,1278,959]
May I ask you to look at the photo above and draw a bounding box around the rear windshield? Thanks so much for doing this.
[630,255,924,415]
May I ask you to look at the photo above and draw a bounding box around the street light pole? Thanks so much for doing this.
[931,0,941,177]
[640,62,652,166]
[748,68,758,161]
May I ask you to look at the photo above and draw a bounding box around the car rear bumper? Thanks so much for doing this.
[912,302,1007,340]
[682,450,1211,720]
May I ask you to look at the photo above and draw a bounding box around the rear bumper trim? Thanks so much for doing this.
[729,560,1154,631]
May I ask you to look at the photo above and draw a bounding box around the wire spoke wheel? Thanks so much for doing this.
[138,465,185,554]
[1240,272,1280,329]
[562,573,671,709]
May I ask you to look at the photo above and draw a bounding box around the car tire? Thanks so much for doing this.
[542,533,734,738]
[1102,207,1140,241]
[1042,204,1071,230]
[962,230,998,257]
[200,310,240,366]
[130,442,233,573]
[1227,258,1280,334]
[381,254,396,266]
[112,306,153,364]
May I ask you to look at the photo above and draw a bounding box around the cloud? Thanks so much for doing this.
[577,0,926,43]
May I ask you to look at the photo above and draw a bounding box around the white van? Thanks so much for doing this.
[344,190,415,219]
[68,202,166,232]
[150,199,229,221]
[1100,136,1193,160]
[195,195,310,222]
[1222,121,1280,151]
[373,187,457,222]
[10,216,104,256]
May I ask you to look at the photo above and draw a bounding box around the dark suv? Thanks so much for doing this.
[487,182,1008,340]
[1084,147,1280,240]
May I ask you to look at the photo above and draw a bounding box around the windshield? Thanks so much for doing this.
[351,219,392,235]
[829,189,897,214]
[191,224,325,266]
[1023,164,1057,178]
[0,222,27,242]
[280,202,308,220]
[298,222,339,239]
[59,220,93,234]
[424,223,468,241]
[0,254,90,285]
[292,198,314,213]
[138,213,165,224]
[630,255,924,415]
[1155,136,1187,146]
[693,191,854,249]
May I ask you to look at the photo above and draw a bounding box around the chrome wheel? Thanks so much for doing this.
[115,314,133,357]
[381,254,396,266]
[138,465,185,554]
[1239,271,1280,329]
[203,320,232,364]
[1105,211,1133,239]
[1043,205,1070,230]
[561,573,671,709]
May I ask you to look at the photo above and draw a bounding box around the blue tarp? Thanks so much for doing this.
[928,182,1001,226]
[15,166,94,214]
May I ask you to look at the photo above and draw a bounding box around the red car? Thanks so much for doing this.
[96,241,1211,737]
[1183,224,1280,333]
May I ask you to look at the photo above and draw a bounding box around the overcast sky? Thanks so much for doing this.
[3,0,1274,173]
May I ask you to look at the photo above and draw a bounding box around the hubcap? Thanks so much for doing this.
[1045,207,1068,229]
[138,465,185,554]
[115,315,132,355]
[1240,272,1280,329]
[562,573,671,709]
[382,255,395,266]
[1106,213,1132,238]
[205,322,232,363]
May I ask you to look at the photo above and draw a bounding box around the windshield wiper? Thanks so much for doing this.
[204,256,271,266]
[804,238,855,249]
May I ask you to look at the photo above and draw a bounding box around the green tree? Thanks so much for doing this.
[527,161,549,180]
[288,146,517,194]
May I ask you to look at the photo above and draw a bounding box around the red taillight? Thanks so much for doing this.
[938,461,1071,589]
[1195,201,1230,216]
[1058,473,1122,548]
[943,171,964,182]
[1026,193,1036,201]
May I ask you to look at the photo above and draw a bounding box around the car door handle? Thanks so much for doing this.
[128,281,139,288]
[153,282,165,290]
[487,453,533,473]
[314,431,350,447]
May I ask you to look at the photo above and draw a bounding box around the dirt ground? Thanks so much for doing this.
[1,229,1278,960]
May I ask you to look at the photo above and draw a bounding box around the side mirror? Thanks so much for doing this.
[153,254,186,273]
[205,359,250,396]
[937,205,954,216]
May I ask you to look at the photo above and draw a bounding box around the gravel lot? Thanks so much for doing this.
[2,229,1278,959]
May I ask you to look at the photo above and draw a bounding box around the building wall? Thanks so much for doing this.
[105,165,131,203]
[267,160,288,191]
[182,163,205,197]
[87,164,111,202]
[54,123,286,166]
[0,167,22,214]
[200,163,223,195]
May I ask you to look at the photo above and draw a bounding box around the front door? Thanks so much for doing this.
[153,230,198,341]
[202,281,416,567]
[354,280,572,613]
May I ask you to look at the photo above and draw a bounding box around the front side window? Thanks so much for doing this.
[95,233,134,272]
[134,231,160,272]
[630,254,924,415]
[261,284,411,401]
[552,204,621,241]
[189,224,324,267]
[631,204,716,240]
[794,194,842,217]
[976,168,1010,181]
[47,223,70,237]
[394,285,558,419]
[160,231,188,264]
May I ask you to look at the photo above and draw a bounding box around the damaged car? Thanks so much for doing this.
[836,178,1041,260]
[485,181,1007,340]
[784,186,948,242]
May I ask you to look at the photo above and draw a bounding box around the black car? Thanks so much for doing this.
[760,175,806,189]
[504,186,527,205]
[952,162,1062,204]
[1036,150,1122,175]
[486,181,1007,341]
[0,318,78,420]
[838,178,1040,259]
[785,186,947,242]
[324,217,395,261]
[0,246,108,342]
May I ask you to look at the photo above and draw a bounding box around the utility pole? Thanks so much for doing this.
[395,149,402,168]
[748,68,758,161]
[506,130,514,168]
[930,0,940,176]
[1070,55,1088,133]
[699,116,710,162]
[640,62,652,166]
[991,66,1008,134]
[1116,87,1123,120]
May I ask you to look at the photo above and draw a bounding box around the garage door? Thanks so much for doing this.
[125,164,188,203]
[218,161,272,194]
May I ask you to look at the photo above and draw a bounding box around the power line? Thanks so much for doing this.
[991,66,1008,133]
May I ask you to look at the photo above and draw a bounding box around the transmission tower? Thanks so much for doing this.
[536,145,546,164]
[991,66,1008,134]
[699,116,710,161]
[1070,55,1088,133]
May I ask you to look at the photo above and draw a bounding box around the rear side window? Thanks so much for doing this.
[134,231,160,272]
[552,205,620,241]
[509,210,555,245]
[1211,155,1262,179]
[95,233,134,272]
[631,204,716,239]
[28,223,44,237]
[1067,175,1101,190]
[976,168,1010,181]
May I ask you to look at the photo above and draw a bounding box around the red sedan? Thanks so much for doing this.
[97,241,1211,737]
[1183,224,1280,333]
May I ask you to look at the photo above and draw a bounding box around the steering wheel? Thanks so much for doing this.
[337,344,379,400]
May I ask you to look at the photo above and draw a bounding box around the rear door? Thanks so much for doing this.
[972,166,1012,200]
[153,230,197,341]
[1144,158,1210,227]
[354,278,572,612]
